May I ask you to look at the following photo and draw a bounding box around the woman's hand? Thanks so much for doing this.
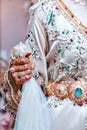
[9,55,33,85]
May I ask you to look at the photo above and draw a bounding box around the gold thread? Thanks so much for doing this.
[55,0,87,35]
[6,71,19,106]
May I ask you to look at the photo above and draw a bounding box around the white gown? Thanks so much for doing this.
[12,0,87,130]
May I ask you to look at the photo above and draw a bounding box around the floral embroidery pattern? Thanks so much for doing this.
[37,0,87,82]
[27,31,47,88]
[37,0,61,41]
[27,31,40,60]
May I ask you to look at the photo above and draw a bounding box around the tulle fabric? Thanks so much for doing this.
[14,78,50,130]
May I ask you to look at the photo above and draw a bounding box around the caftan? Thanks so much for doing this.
[10,0,87,130]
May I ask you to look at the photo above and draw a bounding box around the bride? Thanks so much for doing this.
[2,0,87,130]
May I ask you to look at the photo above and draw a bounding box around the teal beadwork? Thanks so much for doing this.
[57,49,62,53]
[48,11,54,25]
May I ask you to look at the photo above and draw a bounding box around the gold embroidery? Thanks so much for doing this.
[55,0,87,36]
[46,80,87,105]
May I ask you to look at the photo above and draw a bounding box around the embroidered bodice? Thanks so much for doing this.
[26,0,87,88]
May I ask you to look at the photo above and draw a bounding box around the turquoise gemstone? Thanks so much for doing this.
[74,88,82,97]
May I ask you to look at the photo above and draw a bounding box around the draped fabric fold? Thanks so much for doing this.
[14,78,50,130]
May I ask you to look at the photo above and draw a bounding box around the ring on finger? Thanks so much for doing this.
[18,72,24,78]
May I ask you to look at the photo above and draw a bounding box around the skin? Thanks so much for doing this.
[0,100,14,130]
[10,56,32,85]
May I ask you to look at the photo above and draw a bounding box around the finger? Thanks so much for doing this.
[14,74,32,85]
[10,57,30,66]
[10,64,32,73]
[12,70,32,79]
[25,52,32,57]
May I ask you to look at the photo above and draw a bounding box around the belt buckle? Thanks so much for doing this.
[54,81,68,100]
[47,80,87,105]
[68,80,87,105]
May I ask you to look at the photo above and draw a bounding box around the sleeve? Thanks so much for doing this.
[25,5,49,88]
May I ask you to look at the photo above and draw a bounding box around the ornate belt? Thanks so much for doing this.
[45,80,87,105]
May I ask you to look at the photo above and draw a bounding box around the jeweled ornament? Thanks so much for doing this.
[69,80,87,104]
[74,87,82,97]
[54,81,68,99]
